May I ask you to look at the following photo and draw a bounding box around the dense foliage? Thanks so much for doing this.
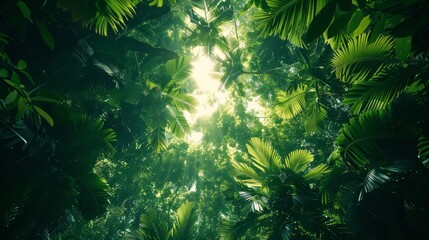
[1,0,428,239]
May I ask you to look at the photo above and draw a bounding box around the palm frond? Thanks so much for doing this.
[219,213,266,240]
[74,171,110,219]
[231,161,262,187]
[89,0,138,36]
[167,107,190,138]
[337,110,419,170]
[139,209,170,240]
[167,90,196,112]
[360,160,413,200]
[246,137,282,172]
[274,85,312,119]
[284,149,314,173]
[148,125,168,153]
[170,202,198,240]
[303,164,330,181]
[343,66,413,114]
[165,56,192,82]
[238,190,268,213]
[67,114,117,156]
[332,33,397,83]
[254,0,328,47]
[304,99,327,133]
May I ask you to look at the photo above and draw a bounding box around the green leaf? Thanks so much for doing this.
[347,10,363,33]
[327,11,354,39]
[306,0,337,43]
[352,15,371,37]
[395,36,412,62]
[11,71,21,85]
[16,96,26,120]
[5,90,18,105]
[36,20,55,51]
[16,1,32,22]
[0,68,8,78]
[31,96,61,103]
[34,105,54,126]
[16,60,27,70]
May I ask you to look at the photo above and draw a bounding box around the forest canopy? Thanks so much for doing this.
[1,0,429,239]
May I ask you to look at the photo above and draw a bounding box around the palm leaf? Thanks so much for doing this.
[274,85,312,119]
[238,191,268,213]
[165,56,192,82]
[219,213,267,240]
[254,0,328,47]
[74,171,110,219]
[246,137,282,172]
[167,90,196,112]
[304,99,328,133]
[303,164,330,181]
[167,107,190,138]
[139,209,170,240]
[170,202,198,240]
[343,66,413,114]
[360,160,413,200]
[231,161,262,187]
[284,149,314,173]
[67,114,117,156]
[332,33,397,83]
[337,110,418,170]
[148,125,167,153]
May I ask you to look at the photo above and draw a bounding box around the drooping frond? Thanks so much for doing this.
[274,85,311,119]
[170,202,198,240]
[360,160,414,201]
[254,0,328,47]
[343,66,413,114]
[332,33,397,83]
[337,110,419,170]
[246,137,282,172]
[284,149,314,173]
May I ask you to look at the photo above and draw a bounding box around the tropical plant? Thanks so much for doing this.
[138,202,198,240]
[220,137,347,239]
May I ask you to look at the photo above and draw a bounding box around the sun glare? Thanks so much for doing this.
[185,47,229,144]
